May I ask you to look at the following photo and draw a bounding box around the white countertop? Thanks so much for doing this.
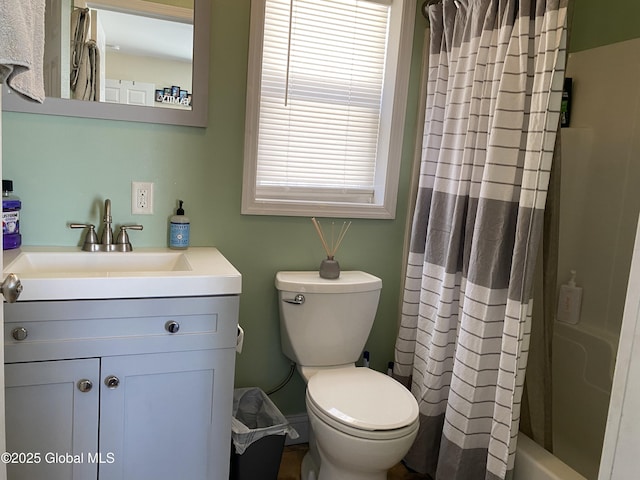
[3,246,242,301]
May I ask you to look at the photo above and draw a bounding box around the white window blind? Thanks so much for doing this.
[256,0,391,203]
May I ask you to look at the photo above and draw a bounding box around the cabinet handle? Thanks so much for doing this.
[104,375,120,389]
[77,379,93,393]
[165,321,180,334]
[11,327,28,341]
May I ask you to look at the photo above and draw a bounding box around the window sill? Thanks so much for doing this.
[241,198,396,219]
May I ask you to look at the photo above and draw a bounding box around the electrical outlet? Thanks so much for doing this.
[131,181,154,215]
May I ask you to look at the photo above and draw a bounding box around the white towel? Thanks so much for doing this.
[0,0,46,103]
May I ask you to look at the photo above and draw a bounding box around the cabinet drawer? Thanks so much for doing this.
[5,296,239,363]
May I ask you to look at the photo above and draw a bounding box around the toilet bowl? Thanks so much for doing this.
[275,271,420,480]
[305,367,419,480]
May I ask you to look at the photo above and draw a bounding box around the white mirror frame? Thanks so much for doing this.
[1,0,210,127]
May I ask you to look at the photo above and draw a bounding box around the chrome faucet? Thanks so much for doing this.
[101,199,114,247]
[70,199,143,252]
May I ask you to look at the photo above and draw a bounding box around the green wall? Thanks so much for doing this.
[1,1,427,414]
[569,0,640,52]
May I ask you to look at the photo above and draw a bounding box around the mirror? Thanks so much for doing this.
[1,0,210,127]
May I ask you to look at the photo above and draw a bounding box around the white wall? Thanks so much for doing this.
[599,213,640,479]
[553,37,640,479]
[105,51,192,94]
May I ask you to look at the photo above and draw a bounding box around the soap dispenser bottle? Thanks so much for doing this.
[556,270,583,324]
[169,200,190,249]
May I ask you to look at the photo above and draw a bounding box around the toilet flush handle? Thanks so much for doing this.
[283,294,305,305]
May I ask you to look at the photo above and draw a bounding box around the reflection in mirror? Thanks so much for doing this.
[2,0,209,127]
[68,1,193,110]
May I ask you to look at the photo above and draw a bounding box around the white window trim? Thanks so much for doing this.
[242,0,416,219]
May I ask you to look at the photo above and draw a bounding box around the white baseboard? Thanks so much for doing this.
[285,413,309,445]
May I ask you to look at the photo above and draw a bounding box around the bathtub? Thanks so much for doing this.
[552,322,616,478]
[514,433,587,480]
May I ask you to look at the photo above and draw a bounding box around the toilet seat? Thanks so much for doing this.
[307,393,419,441]
[306,367,419,440]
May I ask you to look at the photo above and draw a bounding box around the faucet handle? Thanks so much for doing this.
[70,224,100,252]
[115,225,143,252]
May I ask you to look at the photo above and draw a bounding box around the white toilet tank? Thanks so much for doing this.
[275,271,382,368]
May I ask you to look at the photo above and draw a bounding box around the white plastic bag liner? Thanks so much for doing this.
[231,387,299,454]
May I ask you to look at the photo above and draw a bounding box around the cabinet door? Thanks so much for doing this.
[5,359,100,480]
[99,349,235,480]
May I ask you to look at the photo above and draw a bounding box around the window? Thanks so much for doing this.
[242,0,415,218]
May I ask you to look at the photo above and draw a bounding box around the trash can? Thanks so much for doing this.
[230,387,299,480]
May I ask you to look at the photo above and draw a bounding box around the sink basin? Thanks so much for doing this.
[3,247,242,301]
[7,251,192,274]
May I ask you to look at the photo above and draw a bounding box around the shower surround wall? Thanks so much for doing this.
[555,37,640,479]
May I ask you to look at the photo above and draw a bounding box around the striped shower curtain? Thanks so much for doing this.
[393,1,568,479]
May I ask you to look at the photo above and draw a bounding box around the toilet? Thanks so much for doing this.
[275,271,419,480]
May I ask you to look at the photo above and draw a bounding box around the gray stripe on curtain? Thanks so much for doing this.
[409,190,543,302]
[393,0,569,478]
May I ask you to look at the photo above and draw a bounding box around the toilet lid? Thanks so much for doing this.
[307,367,419,431]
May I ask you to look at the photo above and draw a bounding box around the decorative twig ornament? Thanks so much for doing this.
[311,217,351,279]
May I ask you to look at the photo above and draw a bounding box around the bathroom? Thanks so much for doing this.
[1,0,639,479]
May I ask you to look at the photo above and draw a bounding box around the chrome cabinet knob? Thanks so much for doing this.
[11,327,28,341]
[77,379,93,393]
[165,321,180,334]
[1,273,22,303]
[104,375,120,389]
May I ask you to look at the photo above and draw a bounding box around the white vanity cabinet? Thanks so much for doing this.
[4,295,239,480]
